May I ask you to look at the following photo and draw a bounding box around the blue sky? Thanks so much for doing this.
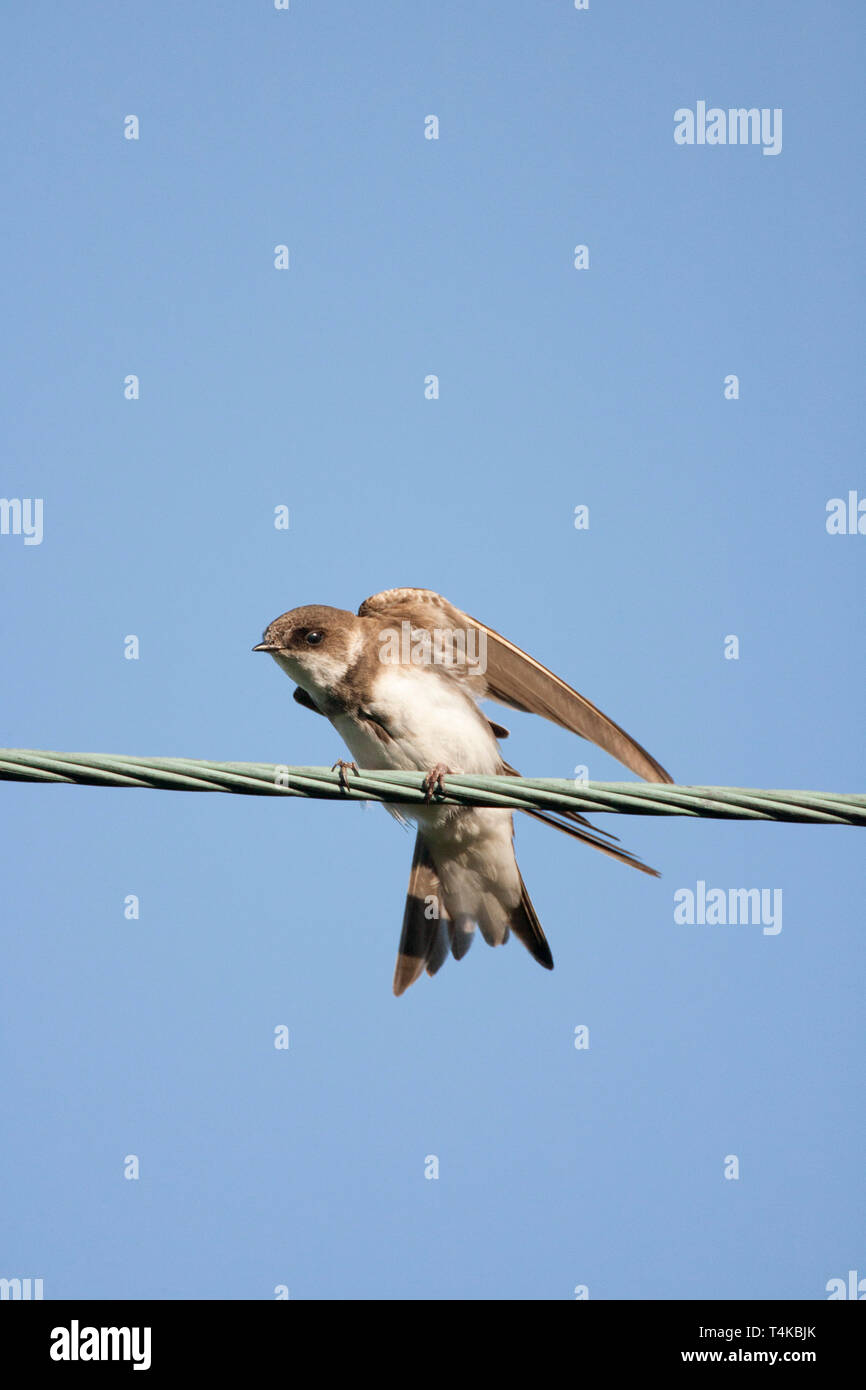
[1,1,864,1299]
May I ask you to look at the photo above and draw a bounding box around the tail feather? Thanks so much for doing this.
[424,919,451,977]
[448,915,476,960]
[508,874,554,971]
[393,774,656,993]
[392,834,451,995]
[394,828,555,993]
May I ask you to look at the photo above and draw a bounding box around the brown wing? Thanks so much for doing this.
[498,758,660,876]
[359,587,672,783]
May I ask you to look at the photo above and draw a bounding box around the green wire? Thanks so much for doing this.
[1,749,865,825]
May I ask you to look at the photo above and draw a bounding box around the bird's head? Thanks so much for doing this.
[253,605,365,698]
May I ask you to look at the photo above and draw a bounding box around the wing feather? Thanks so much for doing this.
[359,588,672,783]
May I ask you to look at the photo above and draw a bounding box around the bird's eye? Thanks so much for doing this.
[305,631,324,645]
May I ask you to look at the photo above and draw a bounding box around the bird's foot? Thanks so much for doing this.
[422,763,451,803]
[331,759,359,792]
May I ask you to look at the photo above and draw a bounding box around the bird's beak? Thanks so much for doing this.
[252,642,275,652]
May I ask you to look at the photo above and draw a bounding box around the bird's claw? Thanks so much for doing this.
[331,759,359,792]
[422,763,451,803]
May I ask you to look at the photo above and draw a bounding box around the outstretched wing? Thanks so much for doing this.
[359,587,672,783]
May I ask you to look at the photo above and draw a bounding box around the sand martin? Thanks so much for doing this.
[254,587,672,995]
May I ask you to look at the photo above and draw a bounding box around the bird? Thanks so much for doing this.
[254,587,672,995]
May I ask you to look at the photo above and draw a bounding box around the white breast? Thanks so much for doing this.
[332,664,501,776]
